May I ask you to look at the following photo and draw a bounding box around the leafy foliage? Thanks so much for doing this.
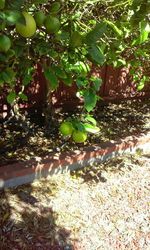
[0,0,149,120]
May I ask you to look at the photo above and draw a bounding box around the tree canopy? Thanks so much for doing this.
[0,0,150,113]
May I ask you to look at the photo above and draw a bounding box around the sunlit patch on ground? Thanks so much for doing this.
[0,152,149,249]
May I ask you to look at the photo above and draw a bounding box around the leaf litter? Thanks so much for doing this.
[0,99,150,167]
[0,151,150,249]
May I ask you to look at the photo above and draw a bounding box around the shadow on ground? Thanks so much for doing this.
[0,99,149,166]
[71,153,150,184]
[0,184,77,250]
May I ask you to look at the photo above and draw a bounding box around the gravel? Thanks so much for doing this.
[0,152,150,249]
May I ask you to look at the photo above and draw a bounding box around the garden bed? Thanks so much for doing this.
[0,99,150,167]
[0,152,149,249]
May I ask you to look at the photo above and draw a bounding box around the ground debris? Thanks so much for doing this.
[0,153,149,249]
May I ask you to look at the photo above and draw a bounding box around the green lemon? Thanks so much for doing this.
[16,12,36,38]
[50,2,61,15]
[34,11,46,28]
[44,15,60,34]
[72,130,87,143]
[0,0,5,10]
[0,35,11,53]
[59,121,73,136]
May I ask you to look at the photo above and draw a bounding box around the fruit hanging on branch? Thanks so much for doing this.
[44,15,60,34]
[0,35,11,52]
[50,1,61,15]
[72,130,87,143]
[16,12,36,38]
[59,121,73,136]
[34,11,46,28]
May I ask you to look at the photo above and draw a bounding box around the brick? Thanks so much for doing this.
[0,132,150,189]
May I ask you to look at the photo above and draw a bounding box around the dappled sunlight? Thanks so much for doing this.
[0,99,149,170]
[0,152,149,249]
[0,184,78,249]
[71,152,150,184]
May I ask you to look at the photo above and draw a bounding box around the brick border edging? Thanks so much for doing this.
[0,132,150,189]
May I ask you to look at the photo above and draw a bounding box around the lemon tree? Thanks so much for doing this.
[0,0,149,133]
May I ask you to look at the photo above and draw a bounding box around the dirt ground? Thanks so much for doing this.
[0,151,150,249]
[0,99,150,167]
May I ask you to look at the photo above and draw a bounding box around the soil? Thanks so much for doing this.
[0,99,150,167]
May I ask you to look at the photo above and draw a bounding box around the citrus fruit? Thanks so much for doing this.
[34,11,46,28]
[59,121,73,136]
[0,35,11,52]
[70,31,83,48]
[44,15,60,34]
[16,12,36,38]
[0,0,5,10]
[72,130,87,143]
[50,2,61,15]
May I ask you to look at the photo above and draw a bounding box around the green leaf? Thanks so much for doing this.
[18,93,28,101]
[22,67,34,86]
[34,0,49,4]
[44,68,59,91]
[88,45,105,65]
[137,83,145,91]
[53,66,67,79]
[6,49,15,58]
[5,11,25,25]
[76,78,88,88]
[6,68,16,79]
[139,20,150,44]
[7,91,16,104]
[84,115,97,126]
[49,49,59,58]
[91,76,102,91]
[1,72,9,82]
[85,22,107,45]
[56,31,70,42]
[75,122,85,132]
[117,58,126,66]
[83,123,100,134]
[2,68,15,84]
[7,0,25,10]
[72,61,90,76]
[83,89,97,112]
[0,12,6,20]
[0,53,7,62]
[132,20,150,45]
[137,76,147,91]
[63,75,73,86]
[0,75,4,85]
[22,74,32,86]
[0,0,5,10]
[105,20,123,37]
